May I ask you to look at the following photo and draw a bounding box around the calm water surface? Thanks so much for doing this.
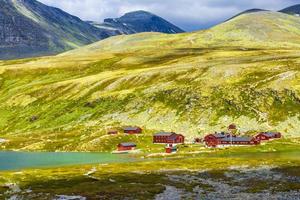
[0,151,131,171]
[0,150,299,171]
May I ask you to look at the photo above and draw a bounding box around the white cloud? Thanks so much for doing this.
[38,0,299,31]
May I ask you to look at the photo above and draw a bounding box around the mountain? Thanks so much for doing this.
[0,11,299,151]
[0,1,184,60]
[226,8,267,21]
[0,0,115,60]
[280,4,300,16]
[88,11,185,34]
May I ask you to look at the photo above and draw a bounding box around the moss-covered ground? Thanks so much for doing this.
[0,147,299,199]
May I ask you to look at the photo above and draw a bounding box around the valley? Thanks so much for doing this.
[0,2,300,199]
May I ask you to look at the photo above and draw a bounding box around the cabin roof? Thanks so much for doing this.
[261,132,278,137]
[221,136,253,142]
[154,132,175,137]
[212,132,230,138]
[123,127,140,131]
[119,142,136,147]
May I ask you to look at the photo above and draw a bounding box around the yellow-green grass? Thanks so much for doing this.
[0,11,300,151]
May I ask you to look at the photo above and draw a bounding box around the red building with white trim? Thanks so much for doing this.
[255,132,282,141]
[204,132,260,147]
[153,132,185,144]
[218,136,260,146]
[117,142,136,151]
[203,132,230,147]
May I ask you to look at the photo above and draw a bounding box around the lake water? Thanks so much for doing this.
[1,150,300,171]
[0,151,131,171]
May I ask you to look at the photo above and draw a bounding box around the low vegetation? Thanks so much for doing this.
[0,12,300,152]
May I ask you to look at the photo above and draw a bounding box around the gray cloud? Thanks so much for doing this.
[39,0,300,31]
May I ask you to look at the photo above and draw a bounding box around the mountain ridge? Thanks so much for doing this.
[0,0,184,60]
[88,10,185,35]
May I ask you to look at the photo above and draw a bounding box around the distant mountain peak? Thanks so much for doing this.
[120,10,156,19]
[280,4,300,15]
[102,10,185,34]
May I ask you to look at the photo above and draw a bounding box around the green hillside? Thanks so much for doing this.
[0,11,299,151]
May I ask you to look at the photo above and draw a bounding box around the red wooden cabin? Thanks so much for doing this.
[107,130,118,135]
[123,126,142,134]
[204,132,230,147]
[117,142,136,151]
[255,132,282,141]
[153,132,185,144]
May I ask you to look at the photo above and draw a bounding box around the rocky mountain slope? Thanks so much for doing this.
[0,11,299,151]
[0,0,113,60]
[88,11,184,34]
[0,1,184,60]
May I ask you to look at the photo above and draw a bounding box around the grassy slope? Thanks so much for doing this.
[0,11,299,151]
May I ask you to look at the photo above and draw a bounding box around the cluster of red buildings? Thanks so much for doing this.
[203,126,282,148]
[114,123,282,152]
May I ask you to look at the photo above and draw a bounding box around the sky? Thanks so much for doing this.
[39,0,300,31]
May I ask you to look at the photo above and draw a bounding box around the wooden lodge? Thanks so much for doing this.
[153,132,185,144]
[218,136,260,146]
[203,132,231,147]
[255,132,282,141]
[204,132,260,147]
[117,142,137,151]
[123,126,142,134]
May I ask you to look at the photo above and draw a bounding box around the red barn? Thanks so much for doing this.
[153,132,185,144]
[107,130,118,135]
[255,132,282,141]
[117,142,136,151]
[123,127,142,134]
[219,136,260,146]
[204,132,230,147]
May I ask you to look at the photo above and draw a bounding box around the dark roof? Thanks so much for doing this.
[228,124,237,129]
[123,127,141,131]
[119,142,136,147]
[154,132,175,136]
[213,132,230,138]
[221,136,254,142]
[261,132,278,137]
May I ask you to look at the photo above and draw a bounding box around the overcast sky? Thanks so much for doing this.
[39,0,299,31]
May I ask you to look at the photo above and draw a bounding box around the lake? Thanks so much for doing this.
[1,150,300,171]
[0,151,132,171]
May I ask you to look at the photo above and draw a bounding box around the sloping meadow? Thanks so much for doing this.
[0,11,300,151]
